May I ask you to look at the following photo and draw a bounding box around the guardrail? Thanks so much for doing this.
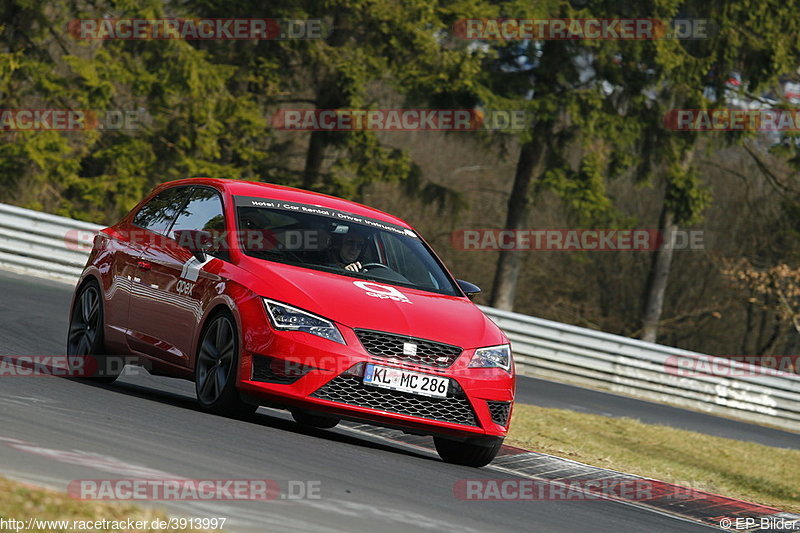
[0,203,102,282]
[1,202,798,432]
[481,307,800,432]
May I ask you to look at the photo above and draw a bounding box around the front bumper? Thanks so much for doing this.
[235,308,514,439]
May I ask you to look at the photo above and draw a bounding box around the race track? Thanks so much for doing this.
[0,269,747,532]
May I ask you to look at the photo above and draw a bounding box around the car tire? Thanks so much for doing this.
[194,311,257,417]
[67,279,120,384]
[433,436,503,467]
[291,409,340,429]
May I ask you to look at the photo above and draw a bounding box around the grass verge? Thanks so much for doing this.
[0,477,217,532]
[505,403,800,513]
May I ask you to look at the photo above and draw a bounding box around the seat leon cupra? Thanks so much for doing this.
[67,178,515,466]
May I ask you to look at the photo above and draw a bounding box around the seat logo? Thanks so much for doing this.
[403,342,418,356]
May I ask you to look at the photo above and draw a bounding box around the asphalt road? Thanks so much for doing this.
[0,268,753,531]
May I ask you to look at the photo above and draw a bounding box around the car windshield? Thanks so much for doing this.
[235,197,460,296]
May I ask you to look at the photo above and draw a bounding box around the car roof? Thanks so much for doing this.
[162,177,414,230]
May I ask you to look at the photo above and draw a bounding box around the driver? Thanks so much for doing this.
[331,230,366,272]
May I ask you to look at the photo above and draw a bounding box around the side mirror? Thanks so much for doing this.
[173,229,213,262]
[457,279,481,300]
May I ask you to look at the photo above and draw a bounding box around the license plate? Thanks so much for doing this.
[363,364,449,398]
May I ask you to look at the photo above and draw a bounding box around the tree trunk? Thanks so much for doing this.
[640,141,698,343]
[640,202,677,343]
[301,13,348,190]
[302,129,327,189]
[489,137,547,310]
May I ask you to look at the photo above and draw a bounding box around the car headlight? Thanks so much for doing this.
[469,344,512,371]
[263,299,345,345]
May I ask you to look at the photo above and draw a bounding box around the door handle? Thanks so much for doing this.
[137,260,152,271]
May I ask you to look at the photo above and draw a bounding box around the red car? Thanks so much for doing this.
[67,178,514,466]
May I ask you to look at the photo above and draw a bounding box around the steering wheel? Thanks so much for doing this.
[359,262,392,271]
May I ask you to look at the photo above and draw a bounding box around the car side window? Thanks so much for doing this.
[170,187,227,258]
[132,187,191,235]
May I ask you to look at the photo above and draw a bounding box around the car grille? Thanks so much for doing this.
[312,375,479,427]
[251,355,312,385]
[354,329,462,368]
[487,401,511,426]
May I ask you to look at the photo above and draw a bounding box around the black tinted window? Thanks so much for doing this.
[169,188,227,259]
[170,188,225,236]
[133,187,190,235]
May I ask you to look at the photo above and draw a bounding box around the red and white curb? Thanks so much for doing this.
[342,424,800,532]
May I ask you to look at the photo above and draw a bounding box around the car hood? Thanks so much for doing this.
[243,259,505,349]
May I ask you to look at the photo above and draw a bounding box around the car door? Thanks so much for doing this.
[98,219,146,349]
[127,186,227,367]
[114,186,191,343]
